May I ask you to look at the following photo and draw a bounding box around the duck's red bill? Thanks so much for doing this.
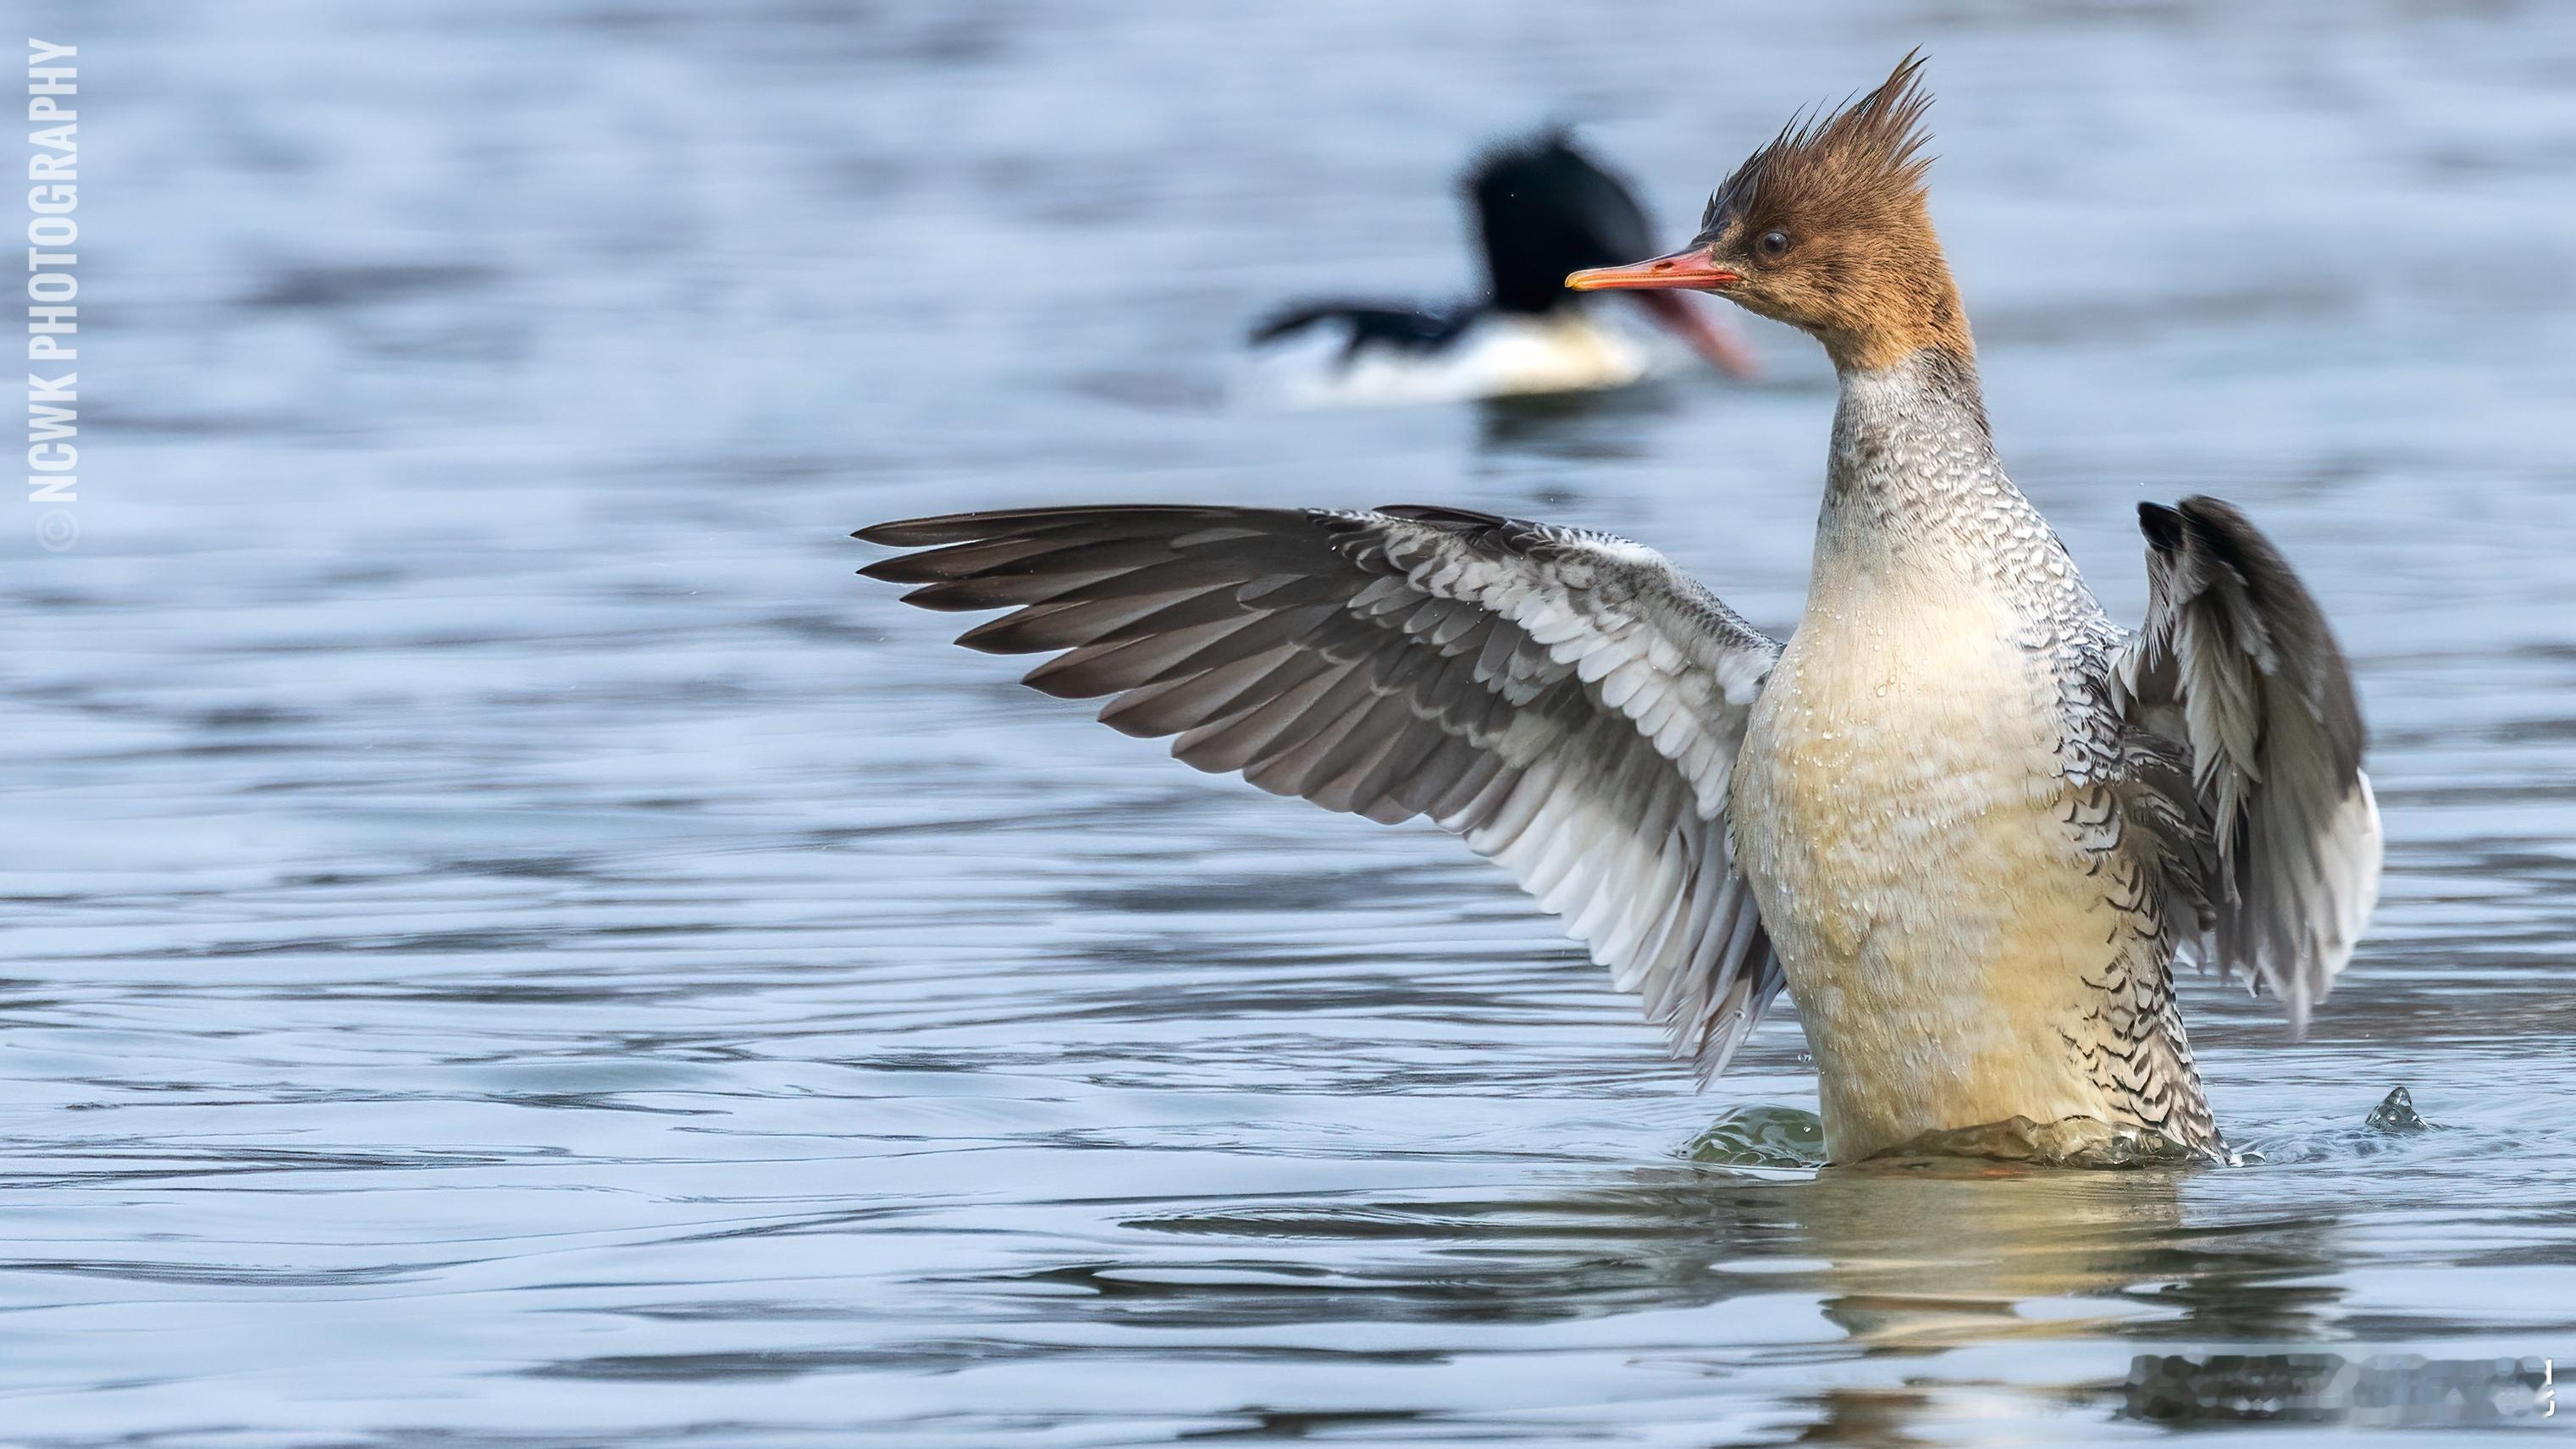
[1565,247,1741,293]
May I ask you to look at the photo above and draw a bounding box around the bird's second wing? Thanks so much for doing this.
[2111,496,2380,1034]
[857,504,1785,1078]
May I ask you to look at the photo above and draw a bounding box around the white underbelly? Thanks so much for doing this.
[1733,586,2129,1160]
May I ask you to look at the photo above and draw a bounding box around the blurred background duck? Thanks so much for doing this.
[1246,132,1759,406]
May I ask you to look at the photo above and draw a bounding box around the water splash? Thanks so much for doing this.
[2363,1086,2435,1133]
[2233,1087,2440,1164]
[1680,1105,1828,1170]
[1686,1108,2219,1170]
[1863,1115,2208,1170]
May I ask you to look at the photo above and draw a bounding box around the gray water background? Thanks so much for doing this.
[4,1,2575,1443]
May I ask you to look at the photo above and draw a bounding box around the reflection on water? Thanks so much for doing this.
[1119,1152,2343,1354]
[4,0,2576,1443]
[2125,1350,2559,1428]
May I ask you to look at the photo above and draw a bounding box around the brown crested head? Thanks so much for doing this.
[1568,53,1971,374]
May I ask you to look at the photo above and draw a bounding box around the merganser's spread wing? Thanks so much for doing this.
[857,505,1785,1078]
[2111,496,2380,1034]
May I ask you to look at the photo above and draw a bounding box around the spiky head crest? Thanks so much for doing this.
[1703,53,1936,241]
[1693,53,1969,371]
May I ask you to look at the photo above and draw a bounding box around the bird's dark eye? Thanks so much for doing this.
[1756,230,1792,260]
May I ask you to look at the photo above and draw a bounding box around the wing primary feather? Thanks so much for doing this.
[859,505,1788,1083]
[2122,496,2378,1036]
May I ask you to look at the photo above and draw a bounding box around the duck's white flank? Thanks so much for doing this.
[1246,310,1658,410]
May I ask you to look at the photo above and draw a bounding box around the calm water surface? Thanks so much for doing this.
[5,1,2576,1444]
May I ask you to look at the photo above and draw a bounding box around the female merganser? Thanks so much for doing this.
[857,57,2380,1164]
[1247,132,1758,406]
